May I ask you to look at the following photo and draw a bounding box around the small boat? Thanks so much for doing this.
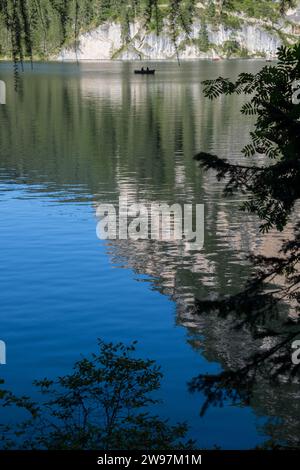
[134,68,155,75]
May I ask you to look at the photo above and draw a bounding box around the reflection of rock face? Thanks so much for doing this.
[188,306,300,448]
[1,61,299,447]
[94,161,296,306]
[96,172,299,446]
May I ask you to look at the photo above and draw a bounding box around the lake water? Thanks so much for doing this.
[0,60,294,449]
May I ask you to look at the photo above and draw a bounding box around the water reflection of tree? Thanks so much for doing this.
[190,44,300,449]
[2,60,298,447]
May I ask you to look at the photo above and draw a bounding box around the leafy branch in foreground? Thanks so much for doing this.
[192,43,300,448]
[195,44,300,233]
[0,340,193,450]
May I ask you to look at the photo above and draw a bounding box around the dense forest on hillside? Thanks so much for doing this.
[0,0,296,61]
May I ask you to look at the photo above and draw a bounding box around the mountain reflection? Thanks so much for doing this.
[0,61,299,447]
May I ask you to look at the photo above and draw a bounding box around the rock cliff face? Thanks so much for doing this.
[57,18,297,61]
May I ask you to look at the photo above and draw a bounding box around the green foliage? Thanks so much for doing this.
[146,0,164,35]
[167,0,188,61]
[179,0,196,36]
[223,38,240,56]
[224,0,278,20]
[196,43,300,232]
[0,341,193,450]
[206,0,216,19]
[221,12,242,30]
[120,8,131,45]
[0,0,164,62]
[198,20,210,52]
[192,43,300,449]
[0,1,297,63]
[279,0,297,14]
[221,0,297,21]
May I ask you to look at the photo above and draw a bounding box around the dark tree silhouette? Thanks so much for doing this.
[0,341,194,450]
[191,43,300,448]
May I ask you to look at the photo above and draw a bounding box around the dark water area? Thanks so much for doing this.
[0,60,297,449]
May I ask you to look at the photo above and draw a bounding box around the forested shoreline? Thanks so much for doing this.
[0,1,298,61]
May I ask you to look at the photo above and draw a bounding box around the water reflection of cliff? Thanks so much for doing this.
[0,61,298,446]
[97,180,299,447]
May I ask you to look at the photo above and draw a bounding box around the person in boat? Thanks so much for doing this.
[141,67,144,72]
[146,67,149,71]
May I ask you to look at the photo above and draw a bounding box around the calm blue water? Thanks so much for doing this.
[0,60,279,448]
